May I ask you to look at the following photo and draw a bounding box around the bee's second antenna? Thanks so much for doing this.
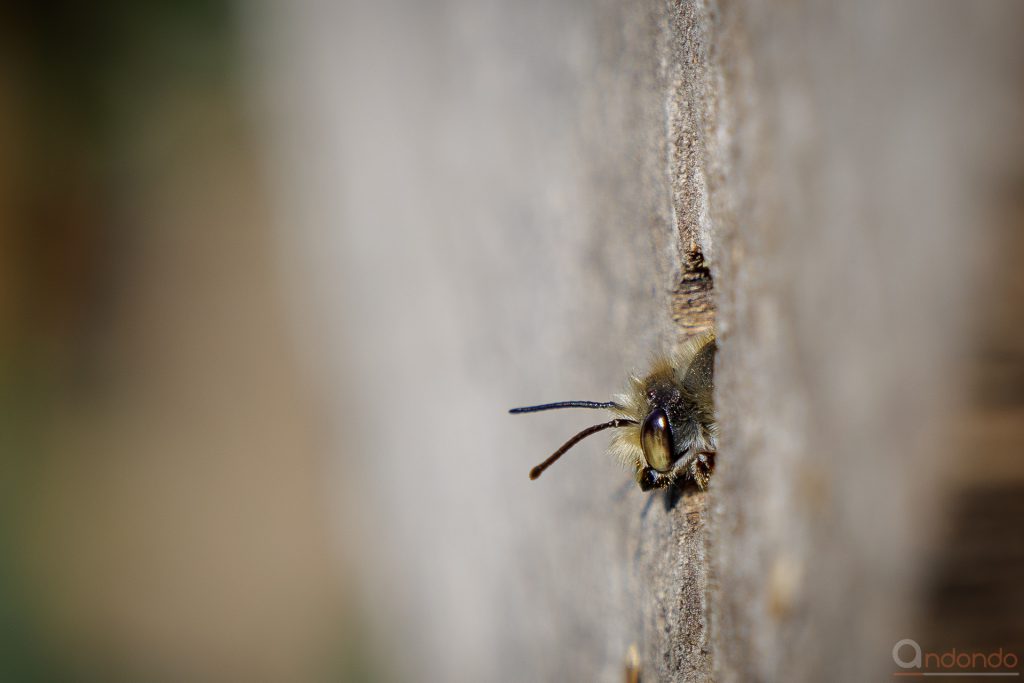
[528,418,637,480]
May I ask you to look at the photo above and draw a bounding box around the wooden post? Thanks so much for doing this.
[253,1,1024,680]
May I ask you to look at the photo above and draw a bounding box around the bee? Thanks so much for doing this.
[511,332,717,491]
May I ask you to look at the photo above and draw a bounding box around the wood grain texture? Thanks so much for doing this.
[252,1,1024,680]
[707,2,1024,680]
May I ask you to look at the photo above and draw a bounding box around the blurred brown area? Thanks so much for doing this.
[0,3,346,681]
[917,108,1024,659]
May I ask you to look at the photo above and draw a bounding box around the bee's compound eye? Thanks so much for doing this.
[640,408,674,472]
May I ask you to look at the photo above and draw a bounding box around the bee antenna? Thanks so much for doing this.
[509,400,619,414]
[529,418,637,480]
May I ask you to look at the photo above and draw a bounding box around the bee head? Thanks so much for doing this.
[508,396,694,486]
[510,333,716,492]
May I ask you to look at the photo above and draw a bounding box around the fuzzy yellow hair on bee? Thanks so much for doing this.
[510,331,717,491]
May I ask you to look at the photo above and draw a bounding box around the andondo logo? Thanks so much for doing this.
[893,638,1020,677]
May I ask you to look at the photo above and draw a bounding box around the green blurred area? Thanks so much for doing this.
[0,4,368,681]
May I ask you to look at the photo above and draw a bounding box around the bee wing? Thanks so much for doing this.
[682,334,716,398]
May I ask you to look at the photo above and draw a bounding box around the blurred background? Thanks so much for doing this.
[0,2,346,680]
[1,1,672,680]
[1,1,1023,682]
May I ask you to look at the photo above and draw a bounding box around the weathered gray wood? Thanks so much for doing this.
[252,1,1024,680]
[708,2,1024,680]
